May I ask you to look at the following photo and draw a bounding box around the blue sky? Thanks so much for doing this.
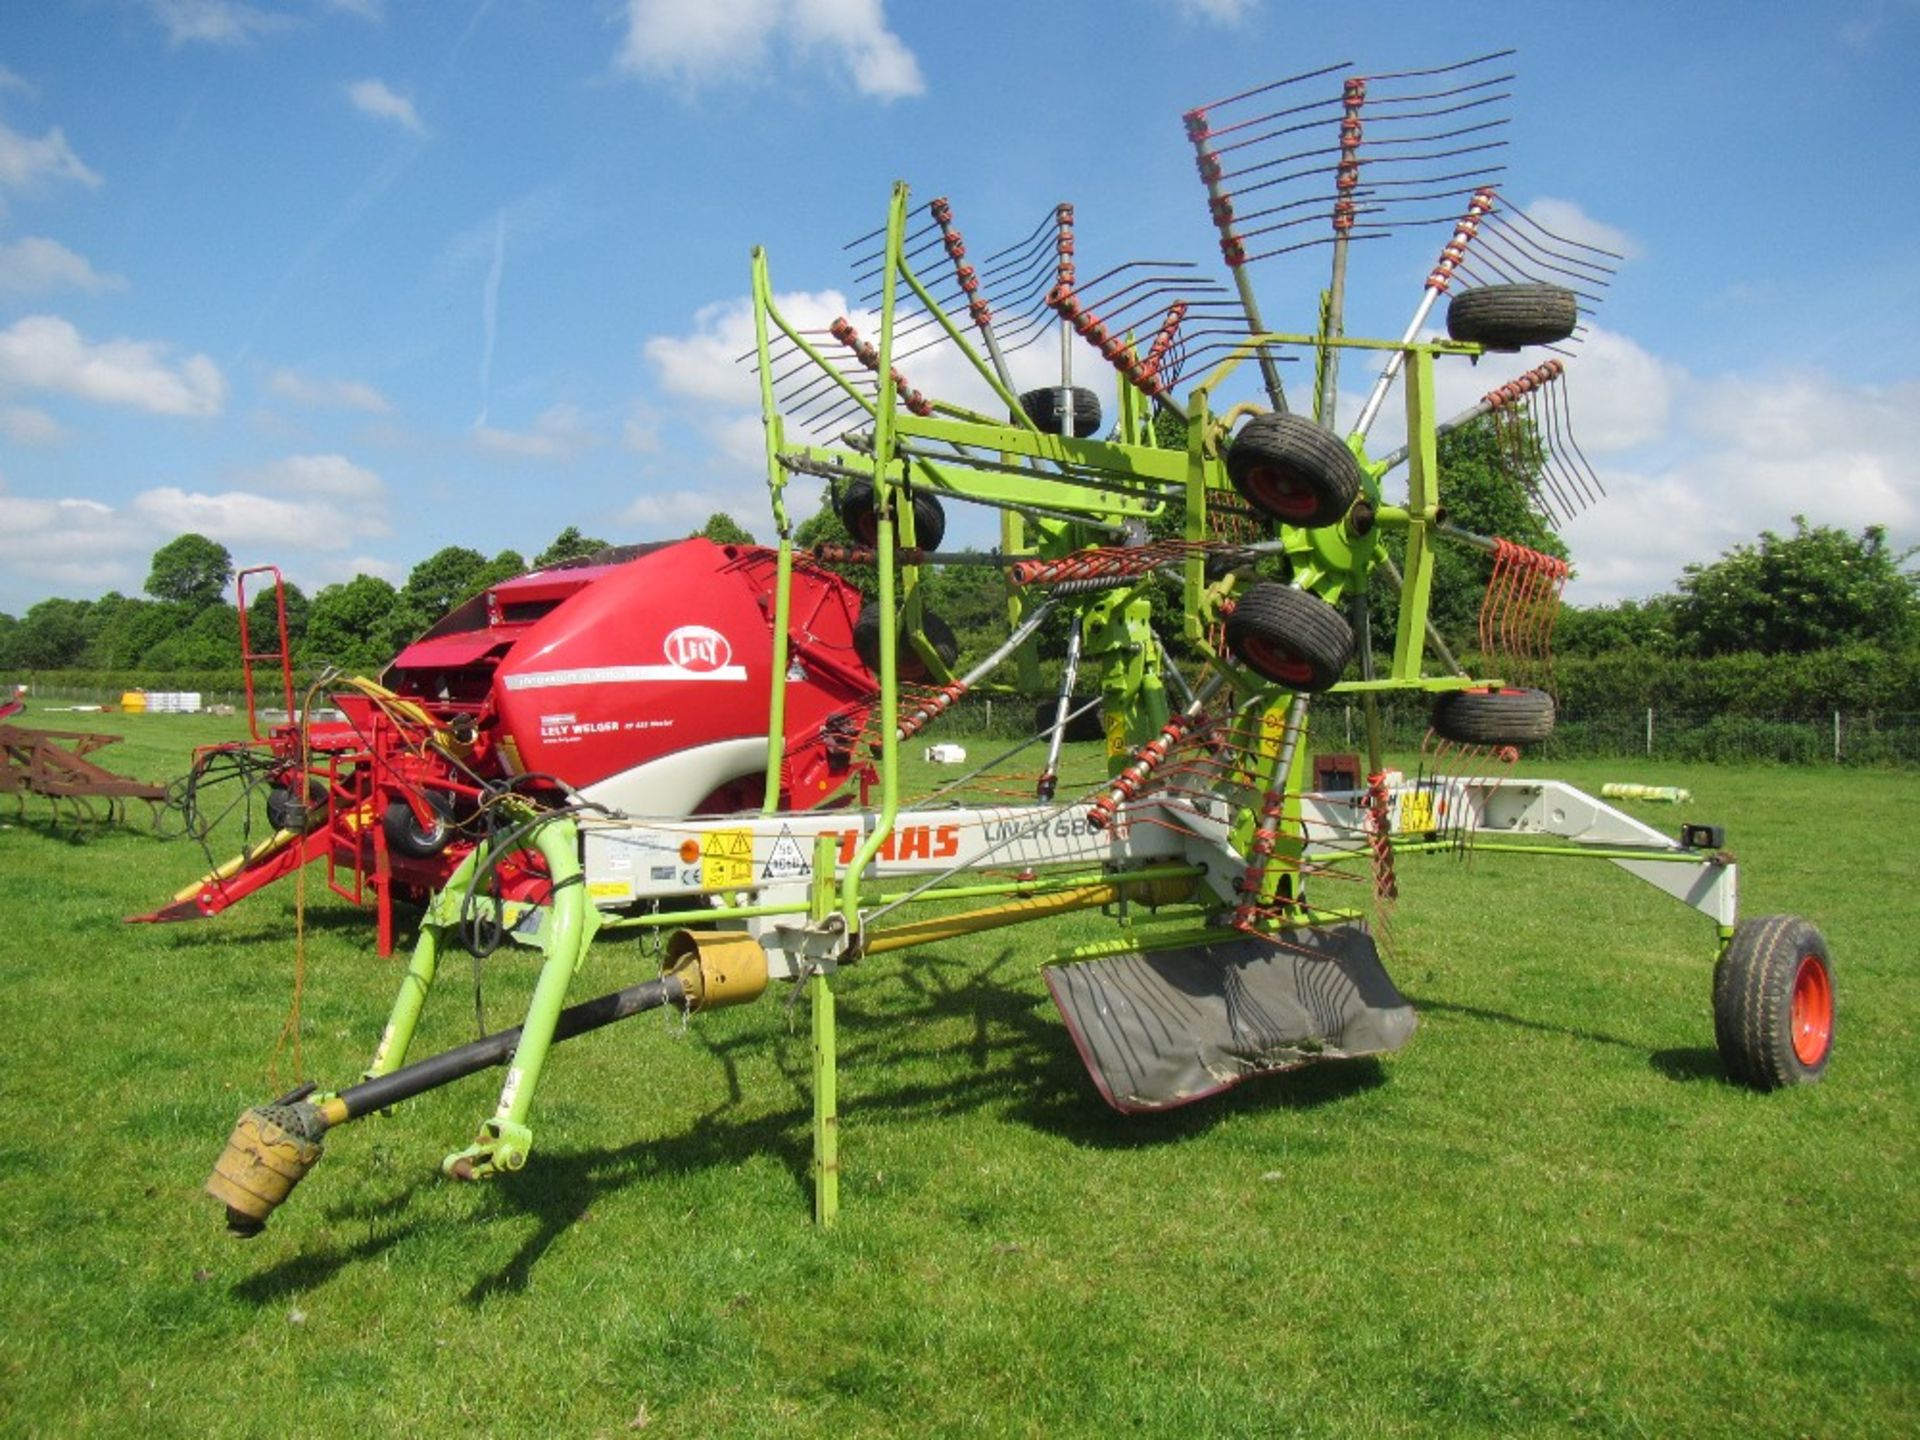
[0,0,1915,617]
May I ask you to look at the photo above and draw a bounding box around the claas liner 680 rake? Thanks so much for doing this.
[208,55,1835,1237]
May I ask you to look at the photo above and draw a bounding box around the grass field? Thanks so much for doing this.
[0,705,1913,1437]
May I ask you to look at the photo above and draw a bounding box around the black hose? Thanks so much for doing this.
[334,974,687,1122]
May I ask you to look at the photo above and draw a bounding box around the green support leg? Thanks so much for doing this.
[812,967,839,1226]
[442,817,593,1179]
[362,842,486,1082]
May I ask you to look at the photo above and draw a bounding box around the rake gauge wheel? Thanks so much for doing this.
[1713,915,1835,1089]
[835,478,948,553]
[1226,413,1363,528]
[1445,283,1580,350]
[1429,687,1557,746]
[1018,385,1102,438]
[853,602,960,683]
[1224,583,1355,691]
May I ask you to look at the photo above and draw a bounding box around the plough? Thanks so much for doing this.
[206,54,1835,1238]
[1,711,168,830]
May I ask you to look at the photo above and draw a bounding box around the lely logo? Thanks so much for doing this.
[664,625,732,673]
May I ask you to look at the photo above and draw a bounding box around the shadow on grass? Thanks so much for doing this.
[1404,992,1649,1055]
[230,1216,423,1305]
[1648,1046,1732,1084]
[224,939,1399,1300]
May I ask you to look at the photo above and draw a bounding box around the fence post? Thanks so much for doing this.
[1345,704,1352,745]
[1834,709,1841,763]
[1646,707,1653,757]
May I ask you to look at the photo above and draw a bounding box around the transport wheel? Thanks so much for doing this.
[853,602,960,683]
[1445,282,1580,350]
[1429,687,1557,746]
[835,479,948,552]
[1033,697,1105,743]
[383,791,455,859]
[1018,385,1102,437]
[1713,915,1835,1089]
[1225,413,1363,528]
[265,779,323,833]
[1223,583,1355,691]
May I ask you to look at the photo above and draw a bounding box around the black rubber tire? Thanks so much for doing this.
[383,791,455,859]
[835,479,947,552]
[265,775,329,832]
[1225,413,1363,528]
[853,602,960,682]
[1429,687,1557,746]
[1033,697,1105,744]
[1019,385,1101,438]
[1223,583,1355,691]
[1713,915,1835,1090]
[1445,283,1579,350]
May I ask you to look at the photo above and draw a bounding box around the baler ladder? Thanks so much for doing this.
[235,565,297,743]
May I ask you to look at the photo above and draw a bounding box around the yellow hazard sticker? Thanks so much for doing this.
[588,880,634,900]
[1257,704,1289,759]
[701,827,755,889]
[1104,710,1130,758]
[1397,788,1435,833]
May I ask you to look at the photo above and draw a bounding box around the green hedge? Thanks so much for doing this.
[1549,644,1920,717]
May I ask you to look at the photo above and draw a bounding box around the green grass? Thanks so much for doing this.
[1,705,1914,1437]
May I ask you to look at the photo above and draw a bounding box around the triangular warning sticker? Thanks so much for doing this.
[761,824,810,881]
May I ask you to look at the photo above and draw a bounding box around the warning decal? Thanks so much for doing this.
[701,828,755,889]
[761,824,811,881]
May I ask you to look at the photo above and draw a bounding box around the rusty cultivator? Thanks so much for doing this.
[207,56,1835,1238]
[1,707,168,831]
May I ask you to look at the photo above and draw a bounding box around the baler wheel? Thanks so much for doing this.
[1224,583,1354,691]
[853,603,960,683]
[1018,385,1102,437]
[1225,413,1362,528]
[383,791,455,859]
[1713,915,1835,1090]
[836,478,948,552]
[1445,282,1580,350]
[1430,687,1557,746]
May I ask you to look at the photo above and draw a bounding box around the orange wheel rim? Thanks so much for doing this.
[1790,954,1833,1066]
[1245,466,1316,520]
[1240,635,1313,686]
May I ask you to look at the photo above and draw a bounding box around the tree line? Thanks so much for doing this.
[0,515,756,677]
[3,422,1915,720]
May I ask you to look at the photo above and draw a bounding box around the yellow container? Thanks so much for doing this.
[119,691,147,713]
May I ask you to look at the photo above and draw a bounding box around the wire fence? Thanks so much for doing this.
[932,697,1920,767]
[11,680,1918,767]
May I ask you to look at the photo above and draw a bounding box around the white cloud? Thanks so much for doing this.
[0,122,101,191]
[1170,0,1260,21]
[0,493,144,592]
[144,0,291,46]
[473,402,597,458]
[0,67,34,97]
[1560,368,1919,603]
[1,404,63,445]
[346,78,425,135]
[0,237,126,296]
[241,452,386,501]
[132,484,388,548]
[268,367,391,413]
[0,455,393,607]
[0,316,225,417]
[324,0,384,19]
[617,0,924,101]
